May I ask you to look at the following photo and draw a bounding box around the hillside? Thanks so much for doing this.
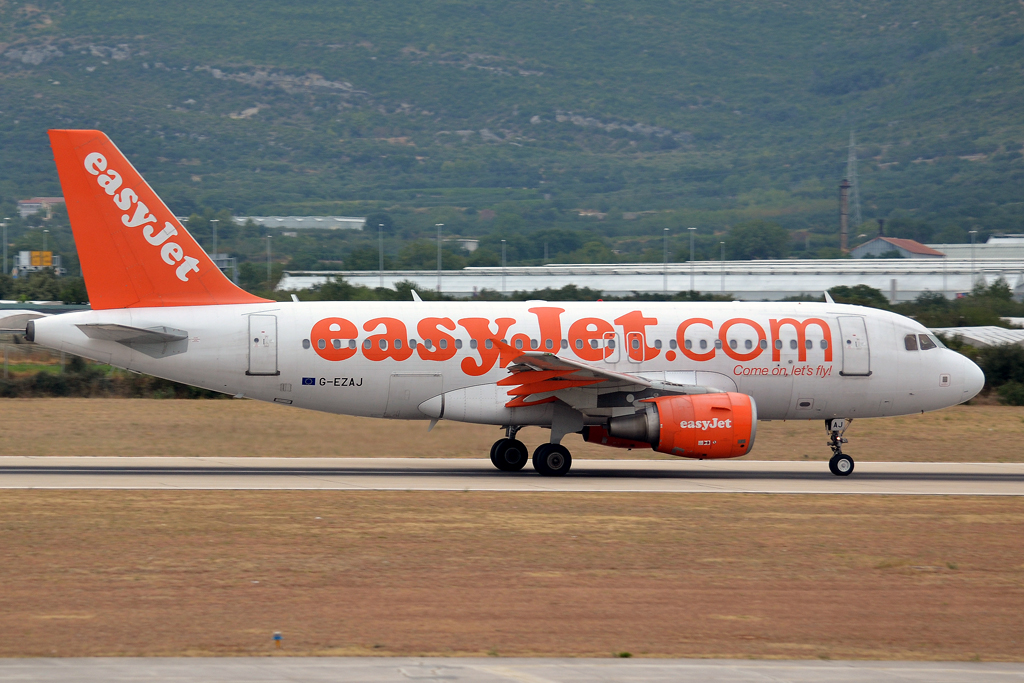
[0,0,1022,269]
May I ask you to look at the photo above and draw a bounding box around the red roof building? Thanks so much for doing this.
[851,236,945,259]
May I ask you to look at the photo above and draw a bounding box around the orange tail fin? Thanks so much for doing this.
[48,129,270,309]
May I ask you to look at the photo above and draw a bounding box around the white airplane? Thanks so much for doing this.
[25,130,985,477]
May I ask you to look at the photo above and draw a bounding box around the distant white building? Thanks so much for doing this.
[17,197,64,218]
[234,216,365,230]
[930,235,1024,259]
[276,258,1024,302]
[850,237,944,259]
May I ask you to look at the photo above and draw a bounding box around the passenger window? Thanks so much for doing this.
[805,339,812,350]
[607,339,616,349]
[302,339,311,349]
[918,334,937,350]
[485,339,493,349]
[561,339,569,349]
[744,339,752,350]
[669,339,678,349]
[774,339,783,350]
[904,334,918,351]
[714,340,723,349]
[575,339,584,349]
[729,339,737,350]
[455,339,463,349]
[820,339,828,350]
[424,339,433,349]
[530,339,538,349]
[545,339,553,350]
[686,340,693,350]
[699,339,706,350]
[759,339,768,349]
[332,339,342,349]
[631,338,641,350]
[515,338,523,350]
[789,339,798,350]
[654,339,663,349]
[438,339,447,350]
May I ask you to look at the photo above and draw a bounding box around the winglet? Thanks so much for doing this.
[411,289,423,302]
[48,129,270,309]
[824,290,835,304]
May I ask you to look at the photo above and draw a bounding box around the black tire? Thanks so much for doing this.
[829,454,854,477]
[489,438,508,466]
[492,439,529,472]
[533,443,572,477]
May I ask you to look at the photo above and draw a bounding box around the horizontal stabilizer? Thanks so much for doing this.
[0,310,50,334]
[77,323,188,345]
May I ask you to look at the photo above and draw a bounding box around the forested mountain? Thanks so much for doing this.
[0,0,1021,269]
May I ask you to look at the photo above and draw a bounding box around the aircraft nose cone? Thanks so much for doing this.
[963,356,985,402]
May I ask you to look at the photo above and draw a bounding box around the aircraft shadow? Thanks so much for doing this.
[1,465,1022,483]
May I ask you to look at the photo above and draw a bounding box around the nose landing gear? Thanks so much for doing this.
[826,418,854,476]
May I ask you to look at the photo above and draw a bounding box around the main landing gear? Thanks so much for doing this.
[488,426,573,476]
[826,418,854,476]
[490,426,529,472]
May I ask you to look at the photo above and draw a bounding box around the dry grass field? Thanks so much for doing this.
[0,398,1021,461]
[0,491,1021,660]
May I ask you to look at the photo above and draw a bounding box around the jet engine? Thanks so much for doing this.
[605,392,757,459]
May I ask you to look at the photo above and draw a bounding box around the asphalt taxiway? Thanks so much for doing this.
[0,657,1021,682]
[0,457,1021,494]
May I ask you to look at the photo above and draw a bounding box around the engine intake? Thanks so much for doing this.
[607,392,757,459]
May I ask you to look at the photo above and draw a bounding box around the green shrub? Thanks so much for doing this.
[996,381,1024,406]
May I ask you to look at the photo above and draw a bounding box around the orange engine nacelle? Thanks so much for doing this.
[606,392,757,459]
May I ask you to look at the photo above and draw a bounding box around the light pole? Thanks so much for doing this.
[501,239,507,295]
[378,223,384,289]
[266,235,272,291]
[43,229,48,254]
[436,223,443,294]
[1,217,7,276]
[720,241,726,293]
[210,219,219,263]
[969,230,978,289]
[688,227,697,294]
[662,228,669,296]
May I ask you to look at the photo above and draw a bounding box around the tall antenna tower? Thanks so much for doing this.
[846,130,862,229]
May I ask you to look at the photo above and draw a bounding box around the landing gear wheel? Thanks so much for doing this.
[491,439,529,472]
[489,438,508,463]
[829,453,854,477]
[533,444,572,477]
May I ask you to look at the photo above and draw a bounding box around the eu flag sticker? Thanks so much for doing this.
[301,377,316,386]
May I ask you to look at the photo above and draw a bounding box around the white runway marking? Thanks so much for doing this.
[0,657,1021,683]
[0,457,1022,495]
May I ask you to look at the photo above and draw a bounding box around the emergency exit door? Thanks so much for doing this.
[838,316,871,376]
[247,314,279,376]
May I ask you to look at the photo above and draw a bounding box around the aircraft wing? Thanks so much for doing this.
[496,345,724,409]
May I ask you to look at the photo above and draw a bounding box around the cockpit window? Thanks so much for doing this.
[904,334,918,351]
[918,334,937,350]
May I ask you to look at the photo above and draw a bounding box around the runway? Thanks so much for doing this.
[0,457,1022,494]
[0,657,1021,682]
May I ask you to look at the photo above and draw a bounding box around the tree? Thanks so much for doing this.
[364,212,396,235]
[725,221,790,260]
[828,285,890,309]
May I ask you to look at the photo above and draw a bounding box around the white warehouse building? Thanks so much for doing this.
[277,259,1024,302]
